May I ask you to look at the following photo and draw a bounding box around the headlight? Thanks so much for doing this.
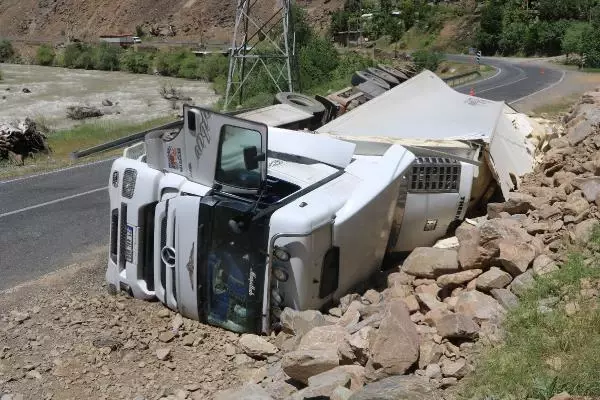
[272,266,289,282]
[112,171,119,188]
[122,168,137,199]
[273,246,290,262]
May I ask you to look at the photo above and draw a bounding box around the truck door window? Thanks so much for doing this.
[216,125,262,189]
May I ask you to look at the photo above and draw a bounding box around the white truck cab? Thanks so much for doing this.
[107,104,417,333]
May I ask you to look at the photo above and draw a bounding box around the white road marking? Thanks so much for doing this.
[0,187,107,219]
[509,69,567,105]
[454,63,502,89]
[0,158,115,185]
[472,64,528,94]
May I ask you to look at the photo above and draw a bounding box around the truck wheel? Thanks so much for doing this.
[377,64,409,82]
[350,70,390,90]
[107,283,118,296]
[367,67,400,87]
[274,92,326,115]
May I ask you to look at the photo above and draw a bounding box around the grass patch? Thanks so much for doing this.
[531,95,578,117]
[0,116,176,180]
[460,229,600,399]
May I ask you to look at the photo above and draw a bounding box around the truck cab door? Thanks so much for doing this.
[146,105,268,194]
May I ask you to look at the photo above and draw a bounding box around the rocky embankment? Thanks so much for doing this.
[2,89,600,400]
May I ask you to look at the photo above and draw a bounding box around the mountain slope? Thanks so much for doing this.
[0,0,340,42]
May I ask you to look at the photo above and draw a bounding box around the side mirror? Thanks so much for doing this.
[243,146,264,171]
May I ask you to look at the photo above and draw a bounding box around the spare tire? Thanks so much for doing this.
[367,67,400,87]
[351,70,390,90]
[377,64,409,82]
[274,92,326,115]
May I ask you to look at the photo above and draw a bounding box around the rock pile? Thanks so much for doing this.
[0,118,50,164]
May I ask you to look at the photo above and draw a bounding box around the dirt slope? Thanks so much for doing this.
[0,0,341,42]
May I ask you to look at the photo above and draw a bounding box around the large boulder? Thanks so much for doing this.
[434,313,479,340]
[238,334,278,359]
[532,254,559,277]
[479,219,533,244]
[280,308,329,337]
[497,239,537,277]
[281,349,339,385]
[563,196,590,216]
[436,269,483,287]
[476,267,513,291]
[490,288,519,310]
[509,270,535,297]
[348,375,434,400]
[454,291,505,323]
[298,324,350,353]
[573,219,599,244]
[418,341,444,369]
[572,177,600,202]
[367,300,419,378]
[291,370,352,400]
[401,248,459,278]
[487,193,538,218]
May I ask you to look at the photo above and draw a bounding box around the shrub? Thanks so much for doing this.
[411,49,444,72]
[93,43,122,71]
[0,40,15,62]
[36,44,56,66]
[120,51,153,74]
[196,54,229,81]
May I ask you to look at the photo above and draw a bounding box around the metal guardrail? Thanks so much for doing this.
[442,69,481,88]
[70,106,263,160]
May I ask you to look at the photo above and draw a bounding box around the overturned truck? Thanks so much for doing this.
[106,70,542,334]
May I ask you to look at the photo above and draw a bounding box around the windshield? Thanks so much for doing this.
[198,198,268,333]
[215,125,262,189]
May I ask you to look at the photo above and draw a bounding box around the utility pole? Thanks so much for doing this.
[223,0,294,111]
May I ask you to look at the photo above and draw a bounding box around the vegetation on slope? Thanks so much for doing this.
[478,0,600,66]
[462,227,600,398]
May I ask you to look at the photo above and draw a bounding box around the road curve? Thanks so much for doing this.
[447,54,565,105]
[0,58,566,290]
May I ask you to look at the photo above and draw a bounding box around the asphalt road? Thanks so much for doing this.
[0,57,566,290]
[447,54,565,105]
[0,160,113,290]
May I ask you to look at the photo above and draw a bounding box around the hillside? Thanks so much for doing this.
[0,0,342,42]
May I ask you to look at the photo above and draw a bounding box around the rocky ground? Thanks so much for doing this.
[3,89,600,400]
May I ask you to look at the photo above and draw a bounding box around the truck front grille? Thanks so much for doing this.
[160,215,167,292]
[118,203,128,271]
[140,203,157,291]
[409,157,461,193]
[110,209,118,263]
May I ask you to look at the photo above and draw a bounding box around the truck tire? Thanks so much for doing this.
[274,92,326,115]
[107,283,118,296]
[367,67,400,87]
[351,71,390,90]
[377,64,409,82]
[274,92,326,130]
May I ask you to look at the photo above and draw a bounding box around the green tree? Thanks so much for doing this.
[0,40,15,62]
[120,51,153,74]
[477,0,504,55]
[562,21,587,57]
[93,43,122,71]
[36,44,56,66]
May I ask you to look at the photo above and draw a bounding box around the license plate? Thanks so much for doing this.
[125,225,134,263]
